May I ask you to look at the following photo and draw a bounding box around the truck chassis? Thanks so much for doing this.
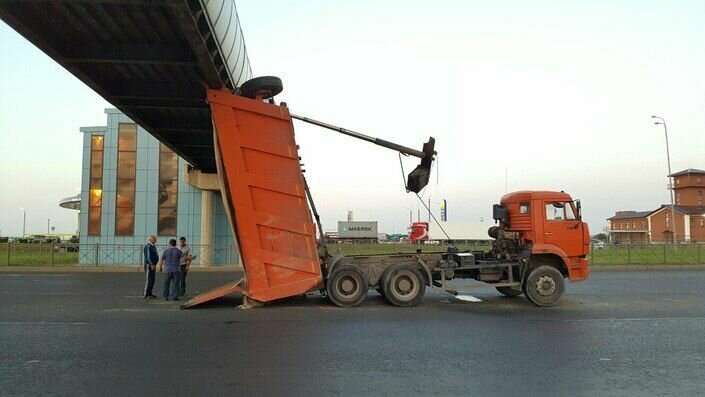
[326,250,564,307]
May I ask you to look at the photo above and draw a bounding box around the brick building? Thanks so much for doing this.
[608,168,705,243]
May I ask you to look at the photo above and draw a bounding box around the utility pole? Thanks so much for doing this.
[47,219,51,234]
[427,197,431,223]
[21,208,26,237]
[652,116,677,244]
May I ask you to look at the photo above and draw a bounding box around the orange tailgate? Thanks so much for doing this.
[187,89,323,306]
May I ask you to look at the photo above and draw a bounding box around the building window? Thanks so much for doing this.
[676,193,680,205]
[626,223,630,230]
[665,213,670,228]
[676,178,680,185]
[115,123,137,236]
[158,143,178,236]
[698,176,702,183]
[632,222,635,229]
[701,219,704,227]
[88,135,104,235]
[698,191,703,206]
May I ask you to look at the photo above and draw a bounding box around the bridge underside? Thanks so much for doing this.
[0,0,248,172]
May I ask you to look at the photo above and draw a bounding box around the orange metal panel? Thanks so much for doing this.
[207,88,323,303]
[180,280,247,309]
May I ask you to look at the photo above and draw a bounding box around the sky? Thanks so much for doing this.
[1,0,704,237]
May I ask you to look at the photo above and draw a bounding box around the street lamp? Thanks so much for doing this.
[652,115,677,244]
[20,208,26,238]
[403,206,413,224]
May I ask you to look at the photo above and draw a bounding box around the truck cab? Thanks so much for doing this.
[497,191,590,282]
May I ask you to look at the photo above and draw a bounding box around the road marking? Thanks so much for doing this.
[0,321,94,325]
[565,317,705,322]
[0,292,87,295]
[0,274,72,277]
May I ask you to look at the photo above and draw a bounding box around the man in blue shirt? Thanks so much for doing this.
[158,239,183,301]
[142,235,159,299]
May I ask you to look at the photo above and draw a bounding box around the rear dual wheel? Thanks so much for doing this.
[380,264,426,307]
[326,265,368,307]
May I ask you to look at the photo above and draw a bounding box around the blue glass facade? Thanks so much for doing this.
[78,109,235,265]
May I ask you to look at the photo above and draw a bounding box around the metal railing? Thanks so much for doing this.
[2,241,703,266]
[0,242,240,267]
[590,243,705,265]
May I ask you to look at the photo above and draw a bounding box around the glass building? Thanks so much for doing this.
[78,109,236,265]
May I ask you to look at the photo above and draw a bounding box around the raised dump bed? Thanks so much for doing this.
[182,87,323,308]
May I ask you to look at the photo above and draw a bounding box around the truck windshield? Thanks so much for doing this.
[545,202,576,221]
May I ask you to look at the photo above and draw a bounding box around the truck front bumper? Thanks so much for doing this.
[568,258,590,282]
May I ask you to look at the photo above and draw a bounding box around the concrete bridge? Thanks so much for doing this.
[0,0,252,173]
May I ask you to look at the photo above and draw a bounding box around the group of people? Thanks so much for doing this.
[142,235,194,301]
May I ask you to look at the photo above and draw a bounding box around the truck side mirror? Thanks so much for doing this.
[493,204,509,224]
[575,200,582,221]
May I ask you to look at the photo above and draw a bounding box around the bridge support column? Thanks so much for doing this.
[200,190,214,267]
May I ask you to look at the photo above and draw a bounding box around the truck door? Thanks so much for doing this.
[543,201,583,257]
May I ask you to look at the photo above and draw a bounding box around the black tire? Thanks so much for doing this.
[382,264,426,307]
[523,265,565,307]
[496,286,523,297]
[240,76,283,99]
[326,264,369,307]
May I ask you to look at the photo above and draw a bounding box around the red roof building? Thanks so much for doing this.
[607,169,705,243]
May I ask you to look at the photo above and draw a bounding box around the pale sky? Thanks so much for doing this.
[1,0,704,237]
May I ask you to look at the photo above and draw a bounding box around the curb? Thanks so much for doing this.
[0,265,243,273]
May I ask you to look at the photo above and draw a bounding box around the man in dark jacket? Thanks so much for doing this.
[142,235,159,299]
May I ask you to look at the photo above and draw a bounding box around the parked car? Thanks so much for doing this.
[591,239,605,250]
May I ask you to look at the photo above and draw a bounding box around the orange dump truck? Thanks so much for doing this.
[183,77,590,309]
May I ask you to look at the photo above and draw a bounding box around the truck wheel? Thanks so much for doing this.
[239,76,283,99]
[524,266,565,307]
[496,286,522,297]
[326,265,368,307]
[382,264,425,307]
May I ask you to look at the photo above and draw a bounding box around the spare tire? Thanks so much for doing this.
[239,76,283,99]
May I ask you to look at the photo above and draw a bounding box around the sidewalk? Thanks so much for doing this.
[0,265,243,273]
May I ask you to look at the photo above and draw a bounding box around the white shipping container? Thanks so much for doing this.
[338,221,378,239]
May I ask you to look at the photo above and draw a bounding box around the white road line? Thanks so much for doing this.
[564,317,705,322]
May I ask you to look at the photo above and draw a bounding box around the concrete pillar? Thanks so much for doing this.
[200,190,214,267]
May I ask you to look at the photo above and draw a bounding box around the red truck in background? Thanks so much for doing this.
[408,221,429,244]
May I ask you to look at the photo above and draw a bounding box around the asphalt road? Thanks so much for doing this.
[1,269,704,396]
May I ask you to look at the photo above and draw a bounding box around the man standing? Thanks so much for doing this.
[142,235,158,299]
[177,237,193,297]
[158,239,183,301]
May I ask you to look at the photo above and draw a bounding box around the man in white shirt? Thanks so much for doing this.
[178,236,194,297]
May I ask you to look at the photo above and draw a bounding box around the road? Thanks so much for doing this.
[1,269,704,396]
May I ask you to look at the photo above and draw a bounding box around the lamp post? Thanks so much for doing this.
[20,208,26,238]
[652,115,677,244]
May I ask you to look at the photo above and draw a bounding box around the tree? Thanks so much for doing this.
[593,233,608,242]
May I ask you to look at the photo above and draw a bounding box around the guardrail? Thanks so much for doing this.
[0,242,239,267]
